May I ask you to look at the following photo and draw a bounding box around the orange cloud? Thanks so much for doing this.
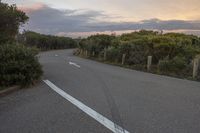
[18,3,45,13]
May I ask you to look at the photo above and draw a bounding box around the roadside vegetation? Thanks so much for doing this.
[0,44,43,87]
[0,2,76,89]
[0,2,43,89]
[76,31,200,80]
[18,31,77,51]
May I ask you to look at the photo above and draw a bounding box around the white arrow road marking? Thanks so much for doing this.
[55,54,58,57]
[69,61,80,68]
[43,80,130,133]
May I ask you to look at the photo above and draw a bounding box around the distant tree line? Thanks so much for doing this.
[19,31,77,51]
[76,30,200,79]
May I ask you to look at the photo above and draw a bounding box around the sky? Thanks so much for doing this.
[3,0,200,37]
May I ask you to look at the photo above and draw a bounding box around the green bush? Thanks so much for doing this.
[0,44,43,87]
[126,44,147,65]
[77,31,200,79]
[106,47,121,62]
[158,56,190,75]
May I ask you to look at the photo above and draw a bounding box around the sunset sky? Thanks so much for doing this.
[3,0,200,37]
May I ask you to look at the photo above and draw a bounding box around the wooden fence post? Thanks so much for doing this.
[79,49,82,55]
[193,58,199,79]
[92,51,95,57]
[122,54,126,65]
[147,56,152,71]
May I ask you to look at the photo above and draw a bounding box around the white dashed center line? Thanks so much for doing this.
[69,61,81,68]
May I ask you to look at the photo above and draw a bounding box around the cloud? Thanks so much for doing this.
[18,3,45,13]
[23,3,112,34]
[20,3,200,37]
[5,0,200,21]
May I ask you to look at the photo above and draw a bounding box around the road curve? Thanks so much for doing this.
[1,49,200,133]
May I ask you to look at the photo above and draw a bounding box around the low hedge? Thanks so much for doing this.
[158,56,192,77]
[0,44,43,87]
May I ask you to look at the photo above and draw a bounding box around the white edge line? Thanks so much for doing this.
[43,80,129,133]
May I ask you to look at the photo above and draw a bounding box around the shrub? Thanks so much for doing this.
[158,56,189,75]
[106,47,121,62]
[77,30,200,79]
[126,44,147,65]
[0,44,43,87]
[126,51,146,65]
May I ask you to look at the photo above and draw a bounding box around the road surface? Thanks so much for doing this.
[1,49,200,133]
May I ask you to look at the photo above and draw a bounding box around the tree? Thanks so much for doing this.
[0,2,29,44]
[0,2,43,87]
[21,31,77,51]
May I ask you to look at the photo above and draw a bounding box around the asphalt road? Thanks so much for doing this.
[1,49,200,133]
